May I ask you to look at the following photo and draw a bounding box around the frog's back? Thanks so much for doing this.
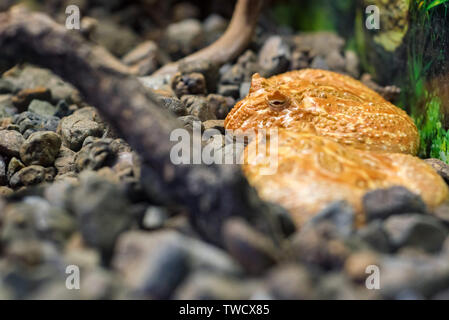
[225,69,419,154]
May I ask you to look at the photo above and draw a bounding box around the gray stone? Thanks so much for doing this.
[223,218,279,275]
[363,186,428,221]
[239,82,251,99]
[155,95,187,117]
[163,19,205,59]
[357,220,391,253]
[10,165,47,187]
[433,203,449,226]
[265,264,315,299]
[379,255,449,298]
[20,131,61,166]
[142,206,169,230]
[220,51,260,86]
[178,60,220,93]
[310,56,329,70]
[325,50,346,72]
[12,112,60,138]
[181,95,216,121]
[220,141,245,165]
[55,100,73,118]
[1,203,40,243]
[0,79,15,94]
[4,65,79,103]
[0,186,13,196]
[291,50,310,70]
[203,14,227,44]
[258,36,291,77]
[172,73,207,98]
[57,107,105,151]
[424,158,449,183]
[0,155,6,185]
[54,146,76,175]
[293,32,345,58]
[307,201,355,237]
[174,272,257,300]
[69,171,132,256]
[0,130,24,157]
[203,120,225,134]
[207,94,231,119]
[7,157,25,181]
[344,251,379,283]
[75,138,114,172]
[123,41,158,66]
[23,196,76,244]
[113,231,242,292]
[177,115,204,133]
[122,41,159,76]
[0,94,17,118]
[12,87,52,111]
[291,223,350,269]
[137,243,188,299]
[139,74,172,91]
[217,84,240,99]
[345,50,360,78]
[91,19,140,58]
[384,214,448,252]
[315,273,358,300]
[173,2,200,22]
[44,178,77,209]
[28,100,57,117]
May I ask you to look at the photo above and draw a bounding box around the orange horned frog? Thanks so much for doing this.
[225,69,419,155]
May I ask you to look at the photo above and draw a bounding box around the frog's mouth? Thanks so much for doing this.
[224,98,255,131]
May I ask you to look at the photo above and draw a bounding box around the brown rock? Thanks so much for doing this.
[54,146,76,174]
[7,157,25,181]
[20,131,61,166]
[223,218,279,275]
[0,154,6,185]
[172,72,207,98]
[207,94,231,119]
[57,107,105,151]
[11,87,51,111]
[203,120,225,134]
[425,158,449,183]
[0,186,13,196]
[344,251,379,283]
[10,165,46,187]
[0,129,24,157]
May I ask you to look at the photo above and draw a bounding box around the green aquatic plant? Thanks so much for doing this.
[412,94,449,160]
[426,0,449,10]
[274,0,449,161]
[397,0,449,161]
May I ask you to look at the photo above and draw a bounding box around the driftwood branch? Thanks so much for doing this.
[0,7,280,246]
[153,0,264,77]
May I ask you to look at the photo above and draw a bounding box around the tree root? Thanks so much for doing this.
[0,6,281,247]
[152,0,264,78]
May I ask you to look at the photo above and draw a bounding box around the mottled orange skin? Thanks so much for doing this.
[225,69,419,154]
[243,131,449,227]
[225,69,447,227]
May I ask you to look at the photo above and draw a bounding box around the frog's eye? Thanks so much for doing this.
[267,90,289,110]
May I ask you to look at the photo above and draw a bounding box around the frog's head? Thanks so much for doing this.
[224,73,295,133]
